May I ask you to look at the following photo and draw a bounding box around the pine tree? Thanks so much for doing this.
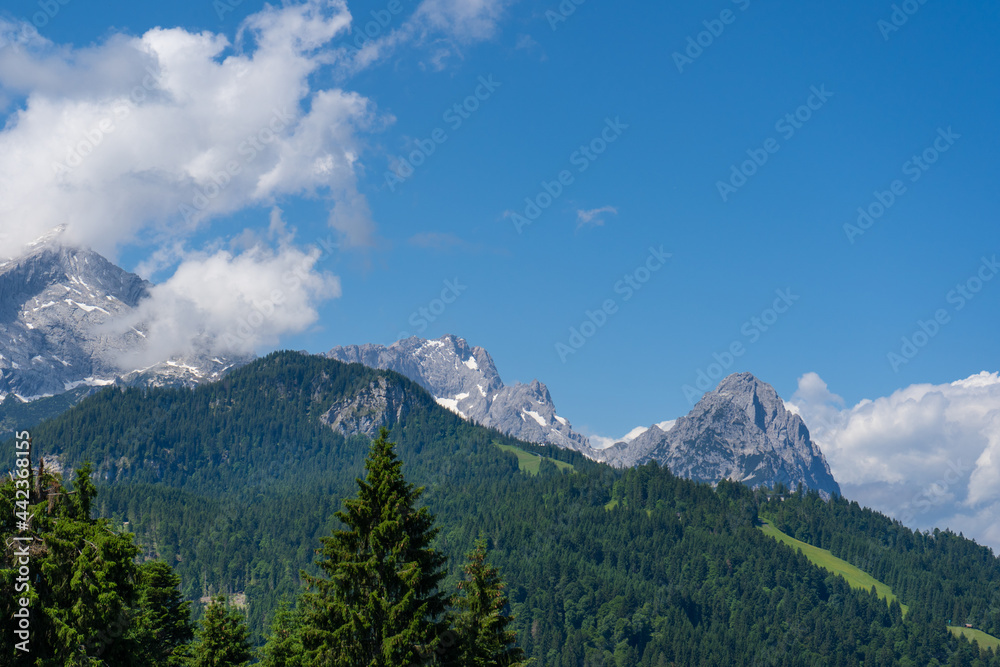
[453,537,527,667]
[186,596,253,667]
[299,427,450,665]
[133,560,194,666]
[259,602,306,667]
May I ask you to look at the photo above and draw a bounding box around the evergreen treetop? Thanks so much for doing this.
[299,427,450,666]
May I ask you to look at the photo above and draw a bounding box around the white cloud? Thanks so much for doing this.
[788,371,1000,554]
[582,433,617,450]
[414,0,512,42]
[108,210,341,366]
[0,0,378,259]
[576,206,617,230]
[0,0,520,368]
[344,0,514,73]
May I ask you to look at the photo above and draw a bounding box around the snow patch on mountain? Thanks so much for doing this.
[326,335,593,453]
[0,231,248,401]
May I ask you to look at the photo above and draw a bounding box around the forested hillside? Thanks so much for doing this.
[3,352,999,665]
[762,491,1000,638]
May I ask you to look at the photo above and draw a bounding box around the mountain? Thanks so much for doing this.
[0,231,839,498]
[10,351,1000,664]
[325,337,839,496]
[598,372,841,497]
[326,334,592,453]
[0,228,245,407]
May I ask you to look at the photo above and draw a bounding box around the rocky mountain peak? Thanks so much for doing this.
[326,335,591,453]
[0,240,244,402]
[713,372,787,432]
[598,372,840,496]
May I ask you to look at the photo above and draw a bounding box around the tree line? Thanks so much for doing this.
[2,428,526,665]
[3,351,1000,665]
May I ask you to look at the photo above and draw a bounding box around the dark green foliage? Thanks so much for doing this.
[0,460,191,665]
[298,427,450,665]
[259,603,306,667]
[134,561,194,665]
[0,386,95,440]
[5,351,1000,665]
[761,488,1000,638]
[453,537,526,666]
[186,596,253,667]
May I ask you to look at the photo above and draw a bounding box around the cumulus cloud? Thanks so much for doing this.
[0,1,377,364]
[0,0,520,367]
[0,0,376,258]
[108,209,341,366]
[787,371,1000,554]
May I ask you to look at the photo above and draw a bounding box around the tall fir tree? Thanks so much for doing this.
[453,537,527,667]
[2,462,143,664]
[259,602,306,667]
[299,427,450,666]
[186,596,253,667]
[132,560,194,666]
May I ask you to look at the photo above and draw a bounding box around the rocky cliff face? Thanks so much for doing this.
[0,229,245,402]
[320,375,413,438]
[598,373,840,496]
[327,340,840,495]
[326,335,592,453]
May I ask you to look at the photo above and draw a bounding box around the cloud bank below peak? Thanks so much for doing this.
[787,371,1000,554]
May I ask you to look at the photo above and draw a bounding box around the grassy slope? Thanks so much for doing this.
[948,626,1000,651]
[496,443,575,475]
[758,518,909,615]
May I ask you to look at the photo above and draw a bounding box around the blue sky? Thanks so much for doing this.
[1,0,999,550]
[0,0,997,434]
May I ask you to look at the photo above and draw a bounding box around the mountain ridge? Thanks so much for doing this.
[7,350,998,664]
[0,233,840,497]
[0,232,246,404]
[326,335,593,453]
[326,334,840,496]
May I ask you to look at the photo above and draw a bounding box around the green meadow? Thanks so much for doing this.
[948,626,1000,651]
[496,443,575,476]
[758,518,909,615]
